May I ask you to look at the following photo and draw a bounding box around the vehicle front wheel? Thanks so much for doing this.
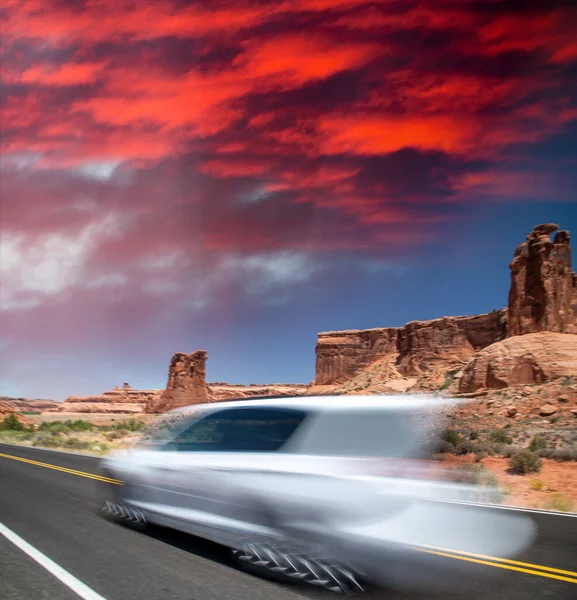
[95,471,147,531]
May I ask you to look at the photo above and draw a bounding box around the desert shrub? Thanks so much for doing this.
[38,419,94,434]
[509,450,542,475]
[32,434,63,448]
[452,464,499,488]
[439,370,459,391]
[437,440,456,454]
[541,493,574,512]
[91,443,109,454]
[469,430,479,440]
[0,430,33,441]
[530,479,544,491]
[62,437,92,450]
[0,413,27,431]
[551,447,577,462]
[456,439,474,455]
[537,447,554,458]
[105,431,125,441]
[440,428,462,447]
[103,419,146,433]
[502,445,522,459]
[529,435,547,452]
[490,429,513,445]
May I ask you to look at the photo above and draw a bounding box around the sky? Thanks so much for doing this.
[1,0,577,400]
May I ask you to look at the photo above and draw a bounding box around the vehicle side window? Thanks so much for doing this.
[170,407,306,452]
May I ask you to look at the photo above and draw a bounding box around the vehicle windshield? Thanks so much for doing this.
[137,411,199,446]
[290,408,439,459]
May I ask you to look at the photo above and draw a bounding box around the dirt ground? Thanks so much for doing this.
[443,454,577,512]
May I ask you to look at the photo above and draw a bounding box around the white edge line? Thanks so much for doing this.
[431,498,577,518]
[1,442,576,518]
[0,521,108,600]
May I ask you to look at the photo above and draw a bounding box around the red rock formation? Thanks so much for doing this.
[396,311,507,376]
[508,223,577,336]
[58,385,161,414]
[151,351,209,412]
[315,311,507,387]
[315,328,398,385]
[208,383,309,401]
[458,333,577,393]
[0,398,59,412]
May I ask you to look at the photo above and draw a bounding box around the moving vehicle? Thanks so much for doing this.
[97,395,536,593]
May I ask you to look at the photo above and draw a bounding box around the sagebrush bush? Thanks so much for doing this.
[529,435,547,452]
[490,429,513,445]
[63,437,92,450]
[437,440,456,454]
[509,450,542,475]
[456,439,474,455]
[469,430,479,440]
[32,435,63,449]
[502,445,522,459]
[101,419,146,433]
[39,419,94,433]
[551,447,577,462]
[440,428,462,447]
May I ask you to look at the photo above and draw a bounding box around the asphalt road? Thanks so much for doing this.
[1,442,576,600]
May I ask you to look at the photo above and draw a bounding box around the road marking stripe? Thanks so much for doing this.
[0,521,109,600]
[0,452,122,485]
[414,547,577,584]
[411,543,577,578]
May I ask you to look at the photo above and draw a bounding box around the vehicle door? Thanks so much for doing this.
[144,406,306,535]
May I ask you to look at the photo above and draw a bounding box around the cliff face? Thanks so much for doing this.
[315,311,507,388]
[508,224,577,336]
[315,328,398,385]
[315,223,575,389]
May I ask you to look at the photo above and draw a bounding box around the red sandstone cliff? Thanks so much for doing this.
[315,310,507,389]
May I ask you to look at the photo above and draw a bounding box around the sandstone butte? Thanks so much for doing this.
[312,223,577,395]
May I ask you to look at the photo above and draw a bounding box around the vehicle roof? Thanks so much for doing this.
[170,394,461,415]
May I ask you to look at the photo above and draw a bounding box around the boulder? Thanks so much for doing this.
[458,332,577,392]
[539,404,558,416]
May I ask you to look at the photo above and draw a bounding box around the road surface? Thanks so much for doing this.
[1,442,576,600]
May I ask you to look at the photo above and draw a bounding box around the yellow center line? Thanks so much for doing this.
[2,451,575,584]
[410,542,577,578]
[413,547,577,584]
[0,452,122,485]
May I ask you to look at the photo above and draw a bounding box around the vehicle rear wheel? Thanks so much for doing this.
[230,541,365,594]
